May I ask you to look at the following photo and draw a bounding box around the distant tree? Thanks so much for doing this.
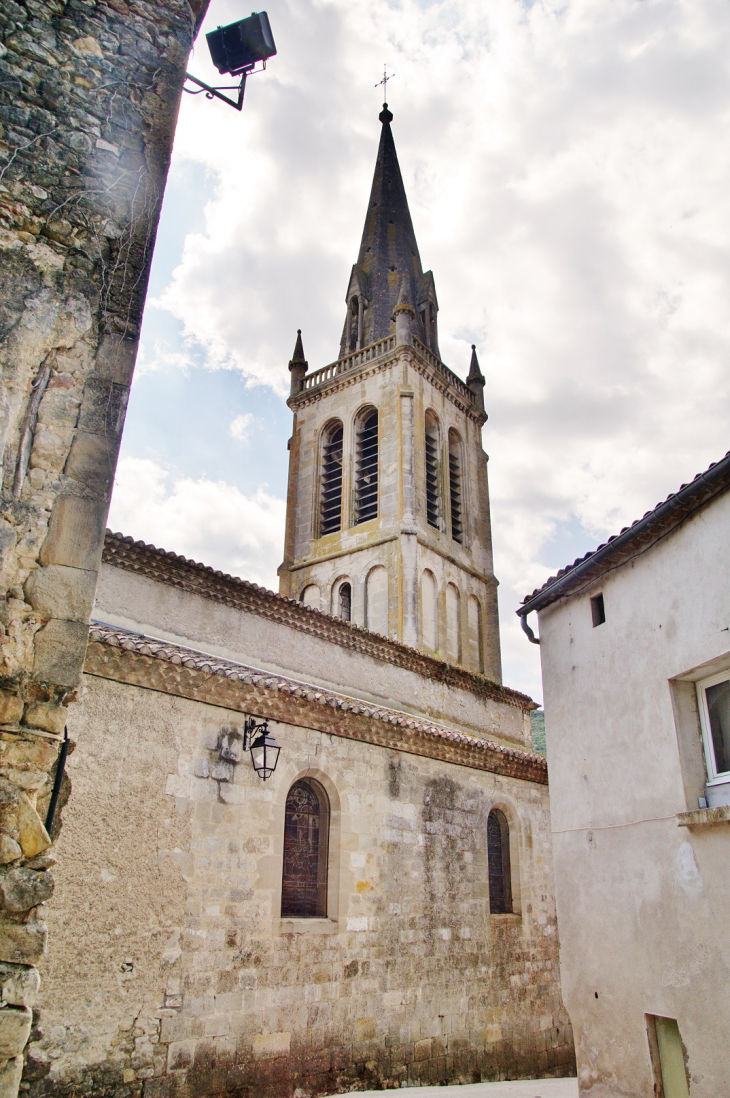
[531,709,546,756]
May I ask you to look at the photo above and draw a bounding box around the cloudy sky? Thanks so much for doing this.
[108,0,730,702]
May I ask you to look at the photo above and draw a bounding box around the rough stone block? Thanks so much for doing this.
[0,1054,23,1098]
[20,703,66,737]
[0,698,22,726]
[0,963,40,1008]
[252,1032,291,1059]
[39,495,107,571]
[0,914,46,966]
[0,868,53,914]
[0,740,57,776]
[0,842,20,868]
[63,432,117,500]
[93,335,138,384]
[25,564,97,623]
[32,619,89,688]
[77,378,128,437]
[0,1006,31,1057]
[0,779,51,860]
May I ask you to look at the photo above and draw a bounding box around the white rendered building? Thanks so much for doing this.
[519,451,730,1098]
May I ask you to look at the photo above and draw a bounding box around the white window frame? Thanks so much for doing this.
[696,670,730,786]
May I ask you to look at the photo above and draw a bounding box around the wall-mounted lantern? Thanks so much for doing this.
[244,717,281,780]
[184,11,277,111]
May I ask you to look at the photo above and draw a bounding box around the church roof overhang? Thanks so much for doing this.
[518,448,730,619]
[85,621,548,784]
[102,530,528,711]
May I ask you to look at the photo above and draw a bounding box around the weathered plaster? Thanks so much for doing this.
[538,489,730,1097]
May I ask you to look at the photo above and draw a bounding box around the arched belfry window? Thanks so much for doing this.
[448,429,464,544]
[320,421,343,536]
[354,407,378,525]
[488,808,513,914]
[425,411,440,529]
[337,581,351,621]
[281,779,330,918]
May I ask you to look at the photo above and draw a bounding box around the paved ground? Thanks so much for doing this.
[332,1081,578,1098]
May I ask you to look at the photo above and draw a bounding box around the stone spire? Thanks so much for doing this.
[339,105,439,357]
[288,329,308,395]
[467,344,485,412]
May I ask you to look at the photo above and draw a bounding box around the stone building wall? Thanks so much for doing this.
[29,661,574,1098]
[0,3,208,1093]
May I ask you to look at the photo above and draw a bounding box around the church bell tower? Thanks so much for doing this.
[278,105,502,682]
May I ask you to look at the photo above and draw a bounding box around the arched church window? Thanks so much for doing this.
[425,411,440,529]
[281,778,330,918]
[488,808,513,914]
[320,420,343,536]
[354,407,378,525]
[448,429,464,544]
[337,581,351,621]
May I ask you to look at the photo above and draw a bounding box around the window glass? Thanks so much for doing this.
[281,779,329,918]
[487,808,512,914]
[706,678,730,775]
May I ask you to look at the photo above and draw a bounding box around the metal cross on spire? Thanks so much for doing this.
[375,65,394,102]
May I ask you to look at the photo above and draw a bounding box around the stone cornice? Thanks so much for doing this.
[102,532,535,713]
[85,624,548,785]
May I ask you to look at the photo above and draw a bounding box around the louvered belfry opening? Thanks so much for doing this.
[488,808,512,915]
[281,779,330,918]
[448,429,464,544]
[320,421,343,536]
[355,408,379,525]
[425,412,440,529]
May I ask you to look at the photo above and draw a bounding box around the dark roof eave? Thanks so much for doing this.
[518,449,730,618]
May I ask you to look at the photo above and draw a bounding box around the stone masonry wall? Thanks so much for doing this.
[0,3,208,1094]
[30,672,574,1098]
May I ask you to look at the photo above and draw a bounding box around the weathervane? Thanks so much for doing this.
[375,64,395,101]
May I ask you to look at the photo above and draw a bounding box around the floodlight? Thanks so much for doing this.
[206,12,276,76]
[184,11,276,112]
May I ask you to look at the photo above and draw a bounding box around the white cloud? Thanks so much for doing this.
[127,0,730,698]
[108,457,286,590]
[230,413,255,443]
[133,334,196,379]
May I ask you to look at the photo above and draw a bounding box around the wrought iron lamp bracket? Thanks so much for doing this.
[243,715,267,749]
[183,60,267,112]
